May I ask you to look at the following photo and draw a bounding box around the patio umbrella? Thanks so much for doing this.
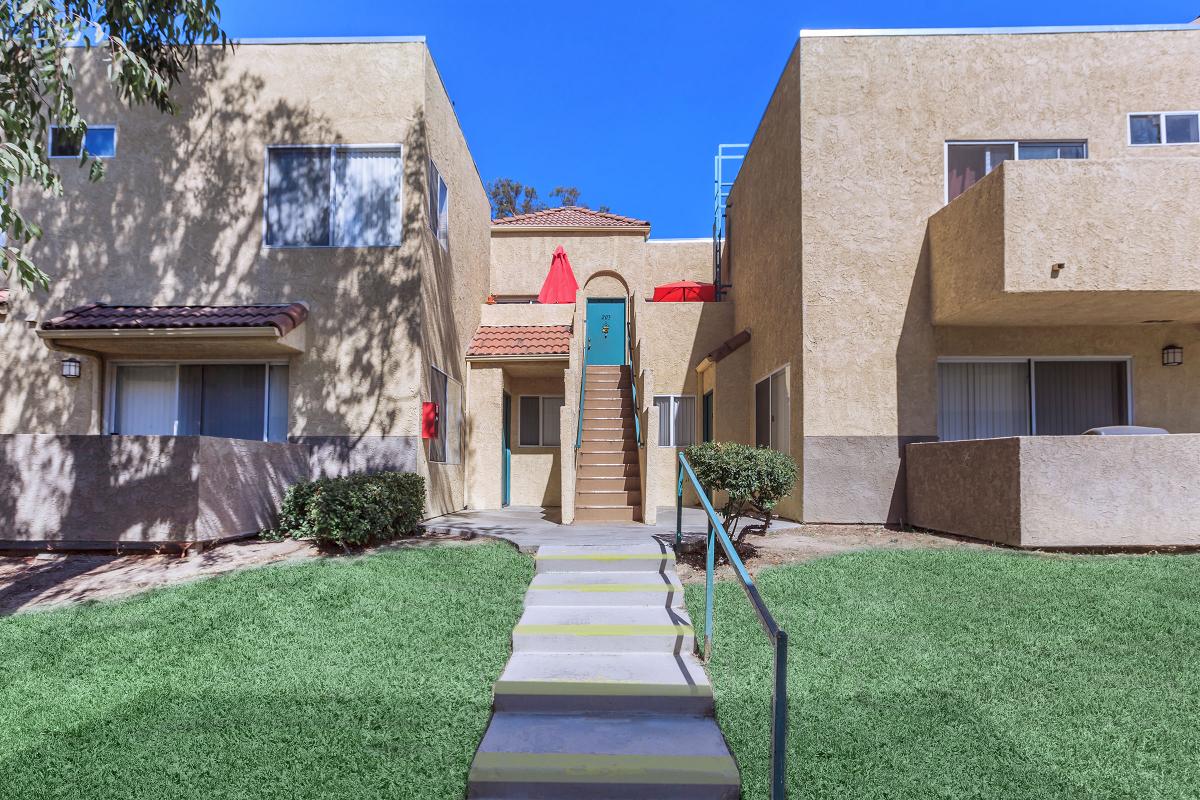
[651,280,717,302]
[537,246,580,304]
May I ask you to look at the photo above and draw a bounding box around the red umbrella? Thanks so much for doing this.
[651,280,716,302]
[537,246,580,304]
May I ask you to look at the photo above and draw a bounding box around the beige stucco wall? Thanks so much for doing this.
[929,158,1200,325]
[725,42,805,521]
[907,435,1200,547]
[466,363,504,510]
[0,434,309,547]
[489,232,710,300]
[479,303,574,326]
[729,27,1200,523]
[0,41,491,519]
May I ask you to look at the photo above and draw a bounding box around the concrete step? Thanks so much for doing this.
[585,387,630,399]
[577,463,639,479]
[576,475,640,492]
[526,570,684,608]
[582,417,634,429]
[493,651,711,714]
[578,450,639,466]
[574,505,641,523]
[584,399,634,411]
[586,365,625,375]
[578,488,641,506]
[581,432,637,446]
[535,545,674,573]
[580,439,637,454]
[467,712,739,799]
[513,605,694,653]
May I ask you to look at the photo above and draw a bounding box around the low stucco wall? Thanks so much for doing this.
[0,434,309,549]
[907,435,1200,548]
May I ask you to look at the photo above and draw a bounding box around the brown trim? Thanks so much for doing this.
[705,328,752,364]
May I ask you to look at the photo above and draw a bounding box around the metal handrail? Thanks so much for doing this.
[675,452,788,799]
[575,358,587,450]
[626,318,642,447]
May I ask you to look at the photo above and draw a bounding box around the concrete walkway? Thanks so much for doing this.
[466,543,740,799]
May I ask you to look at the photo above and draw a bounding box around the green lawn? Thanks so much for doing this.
[0,542,531,800]
[687,550,1200,800]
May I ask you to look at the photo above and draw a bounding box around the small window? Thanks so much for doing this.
[518,395,564,447]
[945,140,1086,202]
[427,158,450,249]
[1129,112,1200,146]
[49,126,117,158]
[265,145,403,247]
[429,366,462,464]
[111,362,288,441]
[653,395,695,447]
[754,368,790,454]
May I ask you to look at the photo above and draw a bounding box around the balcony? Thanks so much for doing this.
[927,158,1200,325]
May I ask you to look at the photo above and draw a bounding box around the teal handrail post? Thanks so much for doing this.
[626,317,642,447]
[675,451,789,799]
[575,359,587,450]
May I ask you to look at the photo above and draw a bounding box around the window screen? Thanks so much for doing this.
[428,158,450,248]
[266,148,332,246]
[540,397,563,447]
[519,396,541,447]
[654,396,695,447]
[114,365,177,435]
[50,126,116,158]
[1033,361,1127,435]
[430,367,449,462]
[946,143,1014,202]
[937,362,1031,441]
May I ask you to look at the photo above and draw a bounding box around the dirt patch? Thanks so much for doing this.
[673,523,993,584]
[0,532,480,615]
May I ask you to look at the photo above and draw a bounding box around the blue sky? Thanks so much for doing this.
[220,1,1197,237]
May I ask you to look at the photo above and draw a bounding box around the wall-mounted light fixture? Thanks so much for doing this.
[1162,345,1183,367]
[61,357,82,378]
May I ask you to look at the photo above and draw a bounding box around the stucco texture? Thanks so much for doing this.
[907,435,1200,547]
[728,28,1200,523]
[0,434,308,547]
[1,42,491,518]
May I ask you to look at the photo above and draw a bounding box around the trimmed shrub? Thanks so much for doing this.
[277,471,426,547]
[683,441,797,542]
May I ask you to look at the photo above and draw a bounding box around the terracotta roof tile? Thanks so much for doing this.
[41,303,308,335]
[467,325,572,357]
[492,206,650,229]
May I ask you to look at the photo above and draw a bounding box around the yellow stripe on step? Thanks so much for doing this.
[469,752,739,785]
[535,552,675,561]
[529,584,675,592]
[515,624,693,636]
[493,680,712,697]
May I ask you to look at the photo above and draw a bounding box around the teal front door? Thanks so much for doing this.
[585,298,626,365]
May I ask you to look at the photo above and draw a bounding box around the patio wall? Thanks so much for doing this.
[0,434,309,550]
[906,435,1200,548]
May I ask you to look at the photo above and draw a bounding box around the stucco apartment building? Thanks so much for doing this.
[2,22,1199,549]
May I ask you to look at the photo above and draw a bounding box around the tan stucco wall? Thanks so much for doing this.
[0,434,309,546]
[1,42,491,519]
[489,232,709,300]
[725,42,805,521]
[466,363,504,510]
[907,435,1200,547]
[929,158,1200,325]
[479,303,574,326]
[729,28,1200,523]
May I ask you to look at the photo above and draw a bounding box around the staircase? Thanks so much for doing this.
[576,364,642,523]
[466,544,741,799]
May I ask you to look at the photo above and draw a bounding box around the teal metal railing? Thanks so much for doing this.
[626,317,642,447]
[676,452,788,799]
[575,358,587,450]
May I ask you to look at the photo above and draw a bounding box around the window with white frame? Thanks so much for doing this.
[937,358,1130,441]
[110,362,288,441]
[265,145,403,247]
[945,140,1087,202]
[427,158,449,249]
[754,368,790,453]
[518,395,564,447]
[1129,112,1200,146]
[429,366,462,464]
[653,395,695,447]
[49,125,117,158]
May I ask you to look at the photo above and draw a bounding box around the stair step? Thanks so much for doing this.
[580,440,637,454]
[584,399,634,410]
[494,652,711,714]
[576,476,640,492]
[578,489,641,505]
[577,463,639,479]
[573,505,641,523]
[514,605,694,654]
[535,545,672,573]
[578,451,640,466]
[467,713,739,799]
[526,571,683,608]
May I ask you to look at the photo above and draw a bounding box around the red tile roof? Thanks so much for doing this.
[467,325,572,357]
[41,303,309,335]
[492,206,650,229]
